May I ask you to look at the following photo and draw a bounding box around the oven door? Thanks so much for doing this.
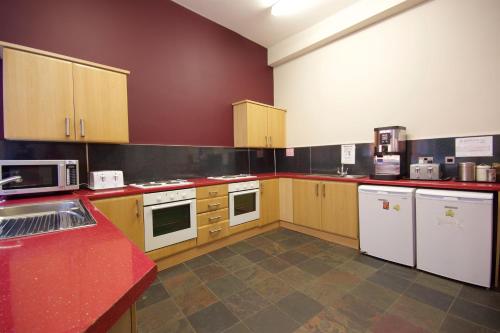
[144,199,197,252]
[0,160,65,195]
[229,189,260,227]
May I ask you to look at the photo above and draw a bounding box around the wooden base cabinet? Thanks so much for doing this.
[259,179,280,226]
[92,195,145,251]
[292,179,359,241]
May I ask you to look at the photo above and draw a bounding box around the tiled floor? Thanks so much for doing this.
[137,228,500,333]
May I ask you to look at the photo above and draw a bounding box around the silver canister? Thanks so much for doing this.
[476,164,491,182]
[457,162,476,182]
[486,168,496,182]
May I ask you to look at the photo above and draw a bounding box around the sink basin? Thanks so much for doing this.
[0,199,96,240]
[306,174,367,179]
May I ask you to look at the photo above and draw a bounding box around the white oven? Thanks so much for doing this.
[229,181,260,227]
[143,188,197,252]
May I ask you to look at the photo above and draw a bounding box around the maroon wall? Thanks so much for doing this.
[0,0,273,146]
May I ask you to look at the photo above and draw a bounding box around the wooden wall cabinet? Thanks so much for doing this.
[233,100,286,148]
[2,46,129,143]
[292,179,359,240]
[259,179,280,226]
[92,195,145,251]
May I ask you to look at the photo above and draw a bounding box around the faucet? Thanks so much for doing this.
[337,164,349,177]
[0,176,23,186]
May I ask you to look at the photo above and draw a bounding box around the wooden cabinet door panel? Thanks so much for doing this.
[3,48,75,141]
[293,179,321,230]
[267,108,286,148]
[321,182,358,239]
[260,179,280,226]
[246,103,268,148]
[73,64,129,143]
[93,195,145,250]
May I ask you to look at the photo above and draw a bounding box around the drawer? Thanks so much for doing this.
[197,196,228,214]
[197,220,229,245]
[197,208,229,227]
[197,184,228,199]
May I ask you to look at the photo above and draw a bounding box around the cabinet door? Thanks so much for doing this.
[93,195,145,250]
[260,179,280,226]
[321,182,359,239]
[246,103,268,147]
[279,178,293,223]
[3,48,75,141]
[293,179,322,230]
[267,107,286,148]
[73,64,129,143]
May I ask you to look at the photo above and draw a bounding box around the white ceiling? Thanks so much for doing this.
[171,0,360,47]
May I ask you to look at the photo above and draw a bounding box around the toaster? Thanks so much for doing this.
[88,171,124,190]
[410,164,442,180]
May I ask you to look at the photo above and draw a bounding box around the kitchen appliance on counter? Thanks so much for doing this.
[358,185,416,266]
[0,160,79,195]
[208,174,257,181]
[409,163,442,180]
[88,171,124,190]
[228,180,260,227]
[416,189,493,287]
[370,126,407,180]
[457,162,476,182]
[130,179,193,189]
[143,187,197,251]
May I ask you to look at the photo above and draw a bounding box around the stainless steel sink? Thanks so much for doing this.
[306,174,367,179]
[0,199,96,240]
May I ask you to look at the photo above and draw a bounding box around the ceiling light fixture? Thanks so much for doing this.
[271,0,311,16]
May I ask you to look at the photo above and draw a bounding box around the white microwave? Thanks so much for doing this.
[0,160,79,195]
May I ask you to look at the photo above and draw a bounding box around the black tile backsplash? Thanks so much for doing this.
[0,140,88,183]
[249,149,275,174]
[277,135,500,179]
[276,147,311,173]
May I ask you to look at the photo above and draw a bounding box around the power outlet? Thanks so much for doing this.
[445,156,455,164]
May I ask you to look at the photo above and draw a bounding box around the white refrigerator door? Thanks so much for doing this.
[416,189,493,287]
[358,185,416,266]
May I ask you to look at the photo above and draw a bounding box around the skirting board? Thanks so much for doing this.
[280,221,359,250]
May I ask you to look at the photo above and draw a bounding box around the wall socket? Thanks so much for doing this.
[445,156,455,164]
[418,156,434,164]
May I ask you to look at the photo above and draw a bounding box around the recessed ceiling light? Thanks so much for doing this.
[271,0,312,16]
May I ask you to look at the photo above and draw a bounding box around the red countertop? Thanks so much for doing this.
[78,173,500,201]
[0,194,157,333]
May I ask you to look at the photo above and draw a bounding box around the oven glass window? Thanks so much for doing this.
[152,204,191,237]
[234,192,256,216]
[1,165,58,189]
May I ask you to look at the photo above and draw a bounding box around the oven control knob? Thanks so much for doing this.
[181,193,187,198]
[156,196,162,203]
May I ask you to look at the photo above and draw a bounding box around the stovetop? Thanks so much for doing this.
[207,174,257,181]
[129,179,193,189]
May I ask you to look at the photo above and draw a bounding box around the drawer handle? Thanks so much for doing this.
[209,228,223,234]
[208,216,222,222]
[209,191,218,196]
[208,203,221,209]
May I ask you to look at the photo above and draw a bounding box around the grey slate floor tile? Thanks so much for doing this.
[188,302,239,333]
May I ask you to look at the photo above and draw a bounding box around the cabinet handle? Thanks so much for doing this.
[65,117,71,137]
[316,184,319,196]
[209,228,223,234]
[135,199,140,218]
[208,216,222,222]
[80,119,85,137]
[270,136,272,147]
[208,191,218,196]
[261,184,264,194]
[265,136,268,147]
[208,203,221,209]
[322,184,326,197]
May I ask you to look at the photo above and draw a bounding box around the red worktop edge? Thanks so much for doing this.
[79,173,500,200]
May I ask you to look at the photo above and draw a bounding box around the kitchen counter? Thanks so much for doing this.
[0,194,157,333]
[78,173,500,201]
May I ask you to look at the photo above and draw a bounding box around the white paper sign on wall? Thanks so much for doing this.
[455,136,493,157]
[286,148,295,157]
[341,144,356,164]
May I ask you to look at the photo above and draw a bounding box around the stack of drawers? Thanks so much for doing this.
[196,184,229,245]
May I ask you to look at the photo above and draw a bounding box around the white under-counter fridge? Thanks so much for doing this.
[358,185,416,266]
[416,189,493,287]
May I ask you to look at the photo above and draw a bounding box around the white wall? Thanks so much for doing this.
[274,0,500,147]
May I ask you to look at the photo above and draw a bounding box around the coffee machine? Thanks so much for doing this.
[370,126,407,180]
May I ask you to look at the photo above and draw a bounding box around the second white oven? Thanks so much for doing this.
[228,181,260,227]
